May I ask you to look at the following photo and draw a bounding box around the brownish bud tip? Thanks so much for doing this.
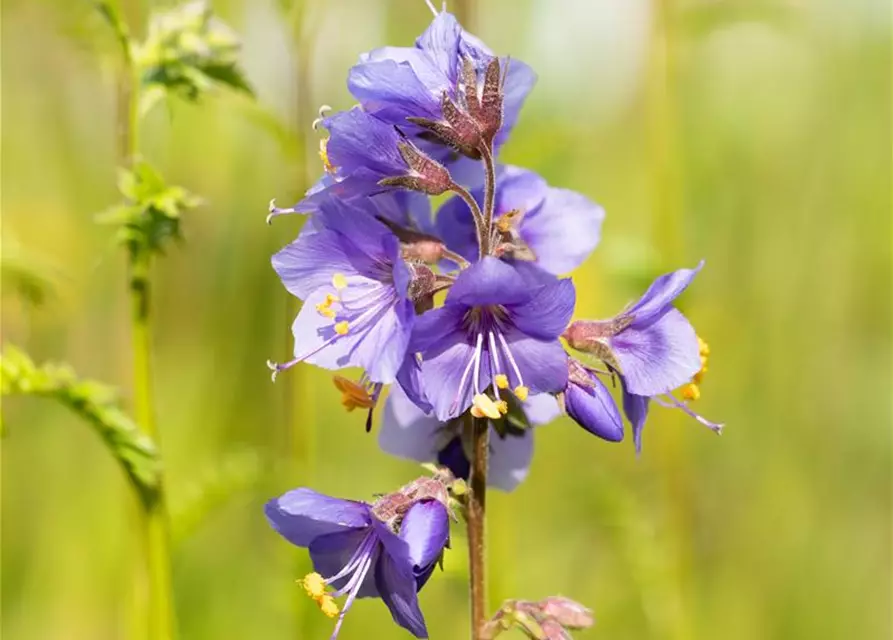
[540,597,595,630]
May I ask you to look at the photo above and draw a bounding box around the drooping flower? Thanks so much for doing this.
[347,9,536,166]
[379,384,560,491]
[265,480,451,639]
[409,257,574,421]
[436,165,605,274]
[563,262,722,451]
[563,359,624,442]
[268,197,418,384]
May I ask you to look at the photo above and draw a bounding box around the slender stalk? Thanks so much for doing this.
[120,20,175,639]
[450,182,488,258]
[479,143,497,254]
[466,415,489,640]
[130,259,175,640]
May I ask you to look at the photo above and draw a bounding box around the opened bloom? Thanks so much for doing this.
[564,262,722,451]
[269,197,416,384]
[380,384,561,491]
[348,9,535,168]
[436,165,605,274]
[409,257,574,421]
[265,485,450,639]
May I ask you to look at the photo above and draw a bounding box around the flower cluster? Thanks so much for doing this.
[264,5,722,638]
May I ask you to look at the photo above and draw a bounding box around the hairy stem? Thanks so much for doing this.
[479,143,497,254]
[450,182,488,259]
[466,414,489,639]
[122,33,175,639]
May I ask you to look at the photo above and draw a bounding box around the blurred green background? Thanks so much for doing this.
[2,0,890,638]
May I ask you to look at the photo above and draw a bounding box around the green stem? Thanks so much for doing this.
[131,265,175,640]
[466,415,489,639]
[121,24,175,639]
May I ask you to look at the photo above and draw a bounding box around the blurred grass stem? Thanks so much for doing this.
[120,23,176,639]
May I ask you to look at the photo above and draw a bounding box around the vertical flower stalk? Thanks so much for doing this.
[466,414,490,639]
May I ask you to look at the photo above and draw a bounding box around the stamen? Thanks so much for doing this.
[423,0,439,16]
[471,332,484,394]
[332,273,348,290]
[266,198,305,225]
[334,321,350,335]
[680,383,700,401]
[487,332,504,400]
[316,304,336,319]
[496,400,508,415]
[656,394,724,435]
[494,374,509,389]
[513,385,529,402]
[318,595,339,618]
[301,572,327,599]
[319,138,336,174]
[496,331,526,390]
[471,393,501,420]
[332,375,376,412]
[311,104,332,130]
[450,347,478,415]
[698,337,710,356]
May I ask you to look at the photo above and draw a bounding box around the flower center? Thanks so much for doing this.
[267,273,392,381]
[450,307,529,416]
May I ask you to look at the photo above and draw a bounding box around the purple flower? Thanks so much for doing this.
[436,165,605,274]
[265,486,450,639]
[409,257,574,421]
[379,384,560,491]
[564,359,624,442]
[269,197,416,384]
[269,109,453,223]
[563,262,722,451]
[347,10,536,162]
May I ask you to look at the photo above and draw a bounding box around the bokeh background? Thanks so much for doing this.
[2,0,891,638]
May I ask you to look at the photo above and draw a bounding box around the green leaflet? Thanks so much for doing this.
[0,345,160,499]
[96,160,202,259]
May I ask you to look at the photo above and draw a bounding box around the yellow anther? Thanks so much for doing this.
[334,321,350,335]
[494,374,509,389]
[317,594,340,618]
[301,572,327,600]
[332,376,375,411]
[315,303,336,319]
[698,337,710,357]
[513,385,529,402]
[680,383,701,401]
[471,394,502,420]
[495,209,521,233]
[693,369,706,385]
[319,138,336,174]
[496,400,508,415]
[332,273,348,290]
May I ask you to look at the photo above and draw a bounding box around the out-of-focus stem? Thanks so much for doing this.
[117,9,175,637]
[647,0,691,638]
[130,257,175,640]
[466,414,489,640]
[283,2,319,638]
